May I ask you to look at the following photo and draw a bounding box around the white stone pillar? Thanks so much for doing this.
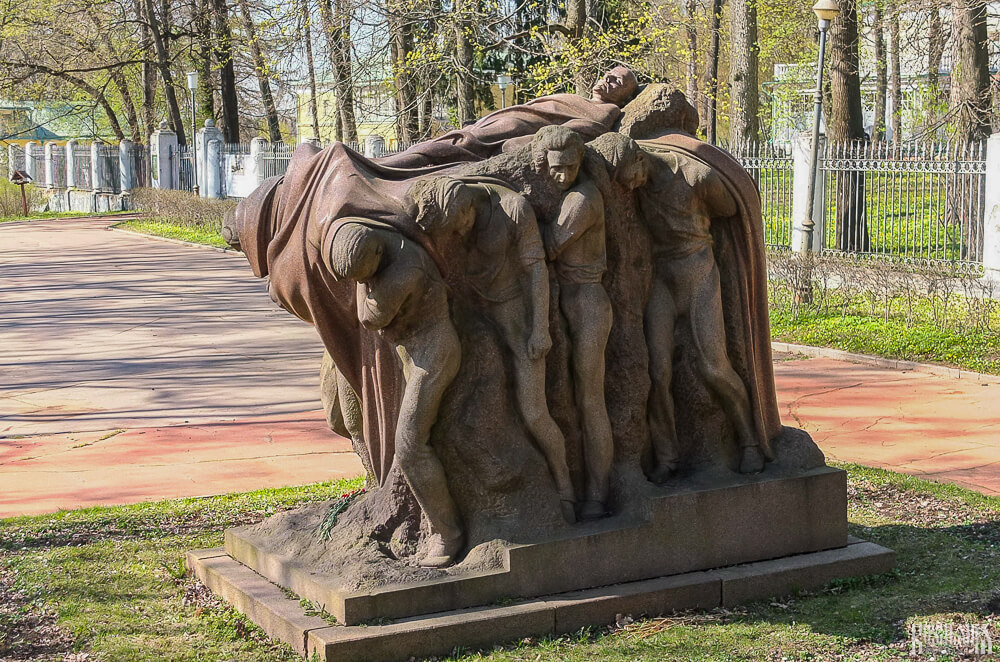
[65,141,77,189]
[90,141,103,192]
[23,141,38,182]
[981,134,1000,282]
[7,144,18,179]
[196,119,224,196]
[364,134,385,158]
[249,137,268,185]
[791,132,826,253]
[44,142,55,188]
[205,139,223,199]
[119,140,136,192]
[150,121,178,189]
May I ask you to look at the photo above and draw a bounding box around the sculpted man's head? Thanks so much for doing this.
[410,177,476,237]
[591,66,639,106]
[589,133,649,190]
[329,222,383,282]
[531,125,586,191]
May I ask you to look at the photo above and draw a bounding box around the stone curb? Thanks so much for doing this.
[107,224,242,256]
[771,341,1000,385]
[188,539,895,662]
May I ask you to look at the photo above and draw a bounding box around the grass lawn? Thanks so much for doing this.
[770,310,1000,375]
[2,466,998,661]
[0,211,92,224]
[114,218,230,249]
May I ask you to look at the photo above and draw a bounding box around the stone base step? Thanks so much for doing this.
[187,537,894,662]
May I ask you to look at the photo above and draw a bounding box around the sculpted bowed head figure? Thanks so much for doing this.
[327,221,465,567]
[531,126,616,520]
[410,177,578,523]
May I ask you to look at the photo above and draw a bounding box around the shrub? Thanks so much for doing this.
[0,179,44,218]
[131,187,237,230]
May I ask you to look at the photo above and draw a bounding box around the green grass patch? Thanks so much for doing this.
[0,210,91,223]
[2,469,999,661]
[115,218,229,249]
[769,309,1000,374]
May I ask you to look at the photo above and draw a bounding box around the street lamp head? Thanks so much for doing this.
[186,71,199,91]
[812,0,839,23]
[496,74,511,91]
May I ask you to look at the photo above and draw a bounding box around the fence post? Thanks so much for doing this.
[791,132,826,253]
[205,139,223,199]
[249,137,268,184]
[65,141,77,188]
[196,119,224,196]
[44,142,55,188]
[23,141,37,182]
[119,140,136,192]
[7,144,17,179]
[92,141,108,192]
[150,122,178,190]
[982,134,1000,283]
[364,134,385,158]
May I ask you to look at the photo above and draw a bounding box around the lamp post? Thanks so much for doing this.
[797,0,839,303]
[187,71,200,196]
[496,74,511,109]
[801,0,838,254]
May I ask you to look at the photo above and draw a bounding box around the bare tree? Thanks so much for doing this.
[236,0,282,142]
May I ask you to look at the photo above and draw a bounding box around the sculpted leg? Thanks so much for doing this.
[491,298,577,522]
[395,322,464,566]
[561,283,614,519]
[687,261,764,474]
[645,276,680,483]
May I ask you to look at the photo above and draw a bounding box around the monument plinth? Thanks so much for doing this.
[190,72,893,661]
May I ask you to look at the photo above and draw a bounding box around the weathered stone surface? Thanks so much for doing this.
[185,550,331,655]
[226,462,846,625]
[188,538,894,662]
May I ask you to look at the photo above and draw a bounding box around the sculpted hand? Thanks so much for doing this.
[528,330,552,360]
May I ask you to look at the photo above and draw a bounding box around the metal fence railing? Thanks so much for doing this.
[72,144,92,190]
[29,144,46,186]
[50,147,67,188]
[727,141,794,249]
[95,143,120,193]
[177,145,194,192]
[258,143,293,183]
[819,140,986,269]
[129,143,149,188]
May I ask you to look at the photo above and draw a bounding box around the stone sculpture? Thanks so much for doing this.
[530,126,615,520]
[409,176,577,523]
[202,79,892,662]
[325,220,465,567]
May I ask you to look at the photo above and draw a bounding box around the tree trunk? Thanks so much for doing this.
[301,0,321,140]
[685,0,698,114]
[927,6,945,128]
[728,0,759,143]
[387,9,418,143]
[888,5,901,141]
[194,0,215,125]
[872,4,886,142]
[705,0,722,143]
[210,0,240,143]
[236,0,282,142]
[951,0,992,143]
[454,0,476,125]
[318,0,359,142]
[142,0,185,144]
[829,0,870,252]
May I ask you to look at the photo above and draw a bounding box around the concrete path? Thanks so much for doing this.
[2,217,999,518]
[1,217,360,517]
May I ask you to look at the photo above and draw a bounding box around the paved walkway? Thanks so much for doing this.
[1,216,998,517]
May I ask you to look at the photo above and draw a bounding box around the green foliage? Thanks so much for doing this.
[768,253,1000,374]
[0,179,44,217]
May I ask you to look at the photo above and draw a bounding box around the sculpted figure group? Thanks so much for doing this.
[227,67,780,568]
